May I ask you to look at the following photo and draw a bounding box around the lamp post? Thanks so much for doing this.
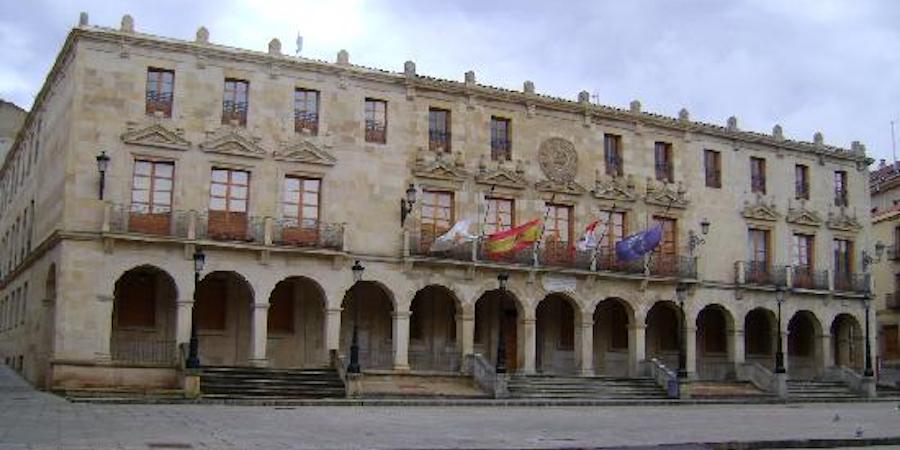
[186,247,205,369]
[687,218,711,256]
[863,291,874,377]
[675,282,688,379]
[495,272,509,374]
[861,241,885,272]
[774,285,786,374]
[399,183,417,227]
[347,260,365,374]
[95,151,110,200]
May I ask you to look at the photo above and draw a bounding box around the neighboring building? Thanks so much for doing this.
[0,15,879,393]
[870,160,900,375]
[0,100,27,161]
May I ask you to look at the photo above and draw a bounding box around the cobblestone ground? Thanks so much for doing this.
[1,368,899,450]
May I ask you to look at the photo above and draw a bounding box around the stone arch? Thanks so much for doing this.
[535,292,580,374]
[195,270,255,366]
[787,310,823,379]
[267,276,328,369]
[593,297,633,376]
[695,304,735,380]
[831,313,863,372]
[110,265,179,365]
[474,287,522,373]
[38,263,58,388]
[744,307,777,370]
[645,301,682,369]
[340,280,395,370]
[409,285,462,372]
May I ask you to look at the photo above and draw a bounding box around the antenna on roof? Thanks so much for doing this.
[892,120,897,164]
[295,33,303,56]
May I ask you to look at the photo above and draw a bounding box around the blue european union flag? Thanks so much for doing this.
[615,224,663,262]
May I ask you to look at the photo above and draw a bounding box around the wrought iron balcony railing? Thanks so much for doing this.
[742,262,787,286]
[294,111,319,135]
[791,266,828,290]
[833,272,869,294]
[110,339,176,365]
[145,91,173,117]
[428,129,451,152]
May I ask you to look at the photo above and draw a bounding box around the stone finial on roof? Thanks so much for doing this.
[813,131,824,146]
[772,124,784,140]
[404,61,416,77]
[678,108,689,122]
[464,70,476,85]
[851,141,862,152]
[336,49,349,65]
[629,100,641,113]
[523,80,535,94]
[268,38,281,55]
[578,90,590,104]
[121,14,134,33]
[195,27,209,43]
[78,12,89,26]
[727,116,738,131]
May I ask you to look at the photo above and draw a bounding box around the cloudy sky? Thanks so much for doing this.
[2,0,899,162]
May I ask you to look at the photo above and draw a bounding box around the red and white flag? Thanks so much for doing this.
[575,220,601,251]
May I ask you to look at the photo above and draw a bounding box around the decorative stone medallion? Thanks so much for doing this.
[538,138,578,183]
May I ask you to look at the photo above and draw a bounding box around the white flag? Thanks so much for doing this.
[429,219,477,252]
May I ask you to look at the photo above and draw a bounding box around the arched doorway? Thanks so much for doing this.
[474,289,521,373]
[696,304,733,380]
[340,281,393,370]
[110,266,178,365]
[831,314,863,372]
[535,294,578,374]
[194,271,254,366]
[788,310,822,379]
[645,301,681,369]
[267,277,327,369]
[744,308,776,370]
[593,298,631,376]
[409,285,460,372]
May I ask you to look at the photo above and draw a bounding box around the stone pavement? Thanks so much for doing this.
[2,367,900,450]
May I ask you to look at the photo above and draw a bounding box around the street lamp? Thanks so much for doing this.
[774,285,786,374]
[347,260,365,374]
[687,218,711,255]
[186,247,206,369]
[95,151,110,200]
[675,282,689,379]
[861,241,885,272]
[495,272,509,374]
[863,291,874,377]
[399,183,417,227]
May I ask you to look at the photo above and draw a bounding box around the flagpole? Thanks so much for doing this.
[533,193,555,265]
[588,202,616,271]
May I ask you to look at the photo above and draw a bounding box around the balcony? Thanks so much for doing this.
[294,111,318,135]
[271,219,343,251]
[649,255,697,279]
[428,129,451,153]
[365,120,386,143]
[145,91,173,118]
[791,266,829,291]
[741,262,787,287]
[222,100,247,126]
[833,272,869,294]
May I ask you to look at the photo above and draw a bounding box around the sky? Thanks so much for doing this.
[1,0,899,163]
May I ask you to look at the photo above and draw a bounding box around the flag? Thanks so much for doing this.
[615,224,663,262]
[575,220,601,252]
[484,219,542,256]
[429,220,477,252]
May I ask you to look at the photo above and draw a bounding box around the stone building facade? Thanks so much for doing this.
[0,15,879,391]
[870,160,900,373]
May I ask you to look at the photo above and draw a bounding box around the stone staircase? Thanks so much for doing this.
[507,374,669,400]
[199,366,345,400]
[786,380,862,400]
[61,387,186,403]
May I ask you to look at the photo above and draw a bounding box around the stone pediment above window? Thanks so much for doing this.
[786,200,822,227]
[741,196,780,222]
[199,127,267,159]
[535,179,585,195]
[475,155,528,190]
[644,177,689,209]
[411,148,469,182]
[592,172,638,202]
[273,138,336,166]
[826,207,862,232]
[121,123,191,151]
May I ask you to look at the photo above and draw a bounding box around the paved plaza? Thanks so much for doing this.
[1,368,899,450]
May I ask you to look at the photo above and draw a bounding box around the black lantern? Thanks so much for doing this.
[400,183,417,227]
[95,151,110,200]
[700,218,711,235]
[688,219,711,255]
[348,260,365,374]
[774,285,786,374]
[186,247,206,369]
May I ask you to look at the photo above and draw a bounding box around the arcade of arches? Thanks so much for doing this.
[107,267,872,379]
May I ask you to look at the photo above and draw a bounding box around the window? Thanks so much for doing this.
[597,210,626,251]
[604,134,623,177]
[293,88,319,135]
[131,161,173,214]
[490,117,511,161]
[209,168,250,240]
[833,239,853,279]
[484,197,513,235]
[834,170,848,206]
[792,233,815,289]
[747,228,770,282]
[653,217,677,275]
[704,150,721,188]
[795,164,810,200]
[544,203,573,243]
[364,98,387,143]
[282,177,320,226]
[420,190,454,243]
[750,157,766,194]
[654,142,673,183]
[428,108,451,152]
[222,79,249,126]
[145,68,174,117]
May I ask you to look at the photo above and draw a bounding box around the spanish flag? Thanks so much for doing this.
[484,219,543,257]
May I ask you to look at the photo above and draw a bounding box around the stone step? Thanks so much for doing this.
[506,375,667,400]
[198,366,345,399]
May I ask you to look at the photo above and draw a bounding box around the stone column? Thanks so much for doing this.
[94,295,115,362]
[522,317,537,374]
[576,318,594,376]
[325,307,342,352]
[175,300,194,345]
[249,302,269,367]
[392,310,410,371]
[731,327,745,378]
[780,328,789,372]
[628,324,646,376]
[820,333,833,374]
[685,326,697,379]
[459,312,475,362]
